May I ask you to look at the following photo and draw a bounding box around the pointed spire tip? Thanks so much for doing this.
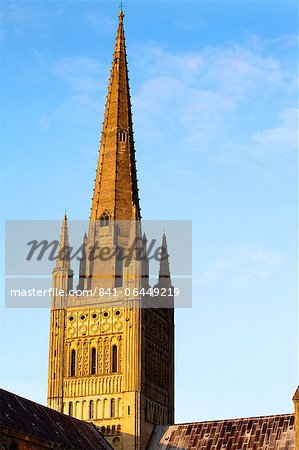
[118,4,124,21]
[90,0,141,222]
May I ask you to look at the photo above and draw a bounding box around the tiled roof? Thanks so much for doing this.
[0,389,112,449]
[147,414,295,450]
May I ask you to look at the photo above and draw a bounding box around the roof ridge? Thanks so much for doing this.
[0,388,97,429]
[171,412,295,426]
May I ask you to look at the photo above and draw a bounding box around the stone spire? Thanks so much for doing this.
[55,214,71,270]
[90,10,140,222]
[158,233,171,283]
[77,232,88,290]
[52,213,73,306]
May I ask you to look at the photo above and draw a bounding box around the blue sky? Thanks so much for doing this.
[0,0,298,423]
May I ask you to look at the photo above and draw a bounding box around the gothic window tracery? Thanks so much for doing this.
[117,130,127,142]
[99,211,110,227]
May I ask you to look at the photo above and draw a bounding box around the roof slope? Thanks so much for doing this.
[147,414,295,450]
[0,389,112,450]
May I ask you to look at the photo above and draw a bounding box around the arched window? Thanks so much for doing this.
[75,401,80,417]
[89,400,94,419]
[111,398,115,418]
[70,349,76,377]
[113,436,121,447]
[112,345,118,373]
[117,130,127,142]
[69,402,73,416]
[115,250,123,288]
[91,347,96,375]
[100,211,109,227]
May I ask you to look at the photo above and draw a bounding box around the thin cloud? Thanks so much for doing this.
[0,2,46,37]
[38,35,297,164]
[52,57,105,92]
[38,93,102,131]
[199,244,281,287]
[38,57,106,130]
[251,108,298,157]
[84,10,115,35]
[131,38,296,163]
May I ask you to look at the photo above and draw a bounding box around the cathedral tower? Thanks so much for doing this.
[47,10,174,450]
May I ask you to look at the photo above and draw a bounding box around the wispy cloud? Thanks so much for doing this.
[38,57,106,130]
[131,37,297,163]
[198,244,281,287]
[38,92,102,132]
[52,57,105,92]
[84,10,115,35]
[0,2,46,37]
[250,108,298,158]
[199,45,287,98]
[37,33,297,161]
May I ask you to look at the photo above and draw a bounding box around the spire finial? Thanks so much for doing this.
[157,233,172,285]
[119,2,124,20]
[55,213,71,270]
